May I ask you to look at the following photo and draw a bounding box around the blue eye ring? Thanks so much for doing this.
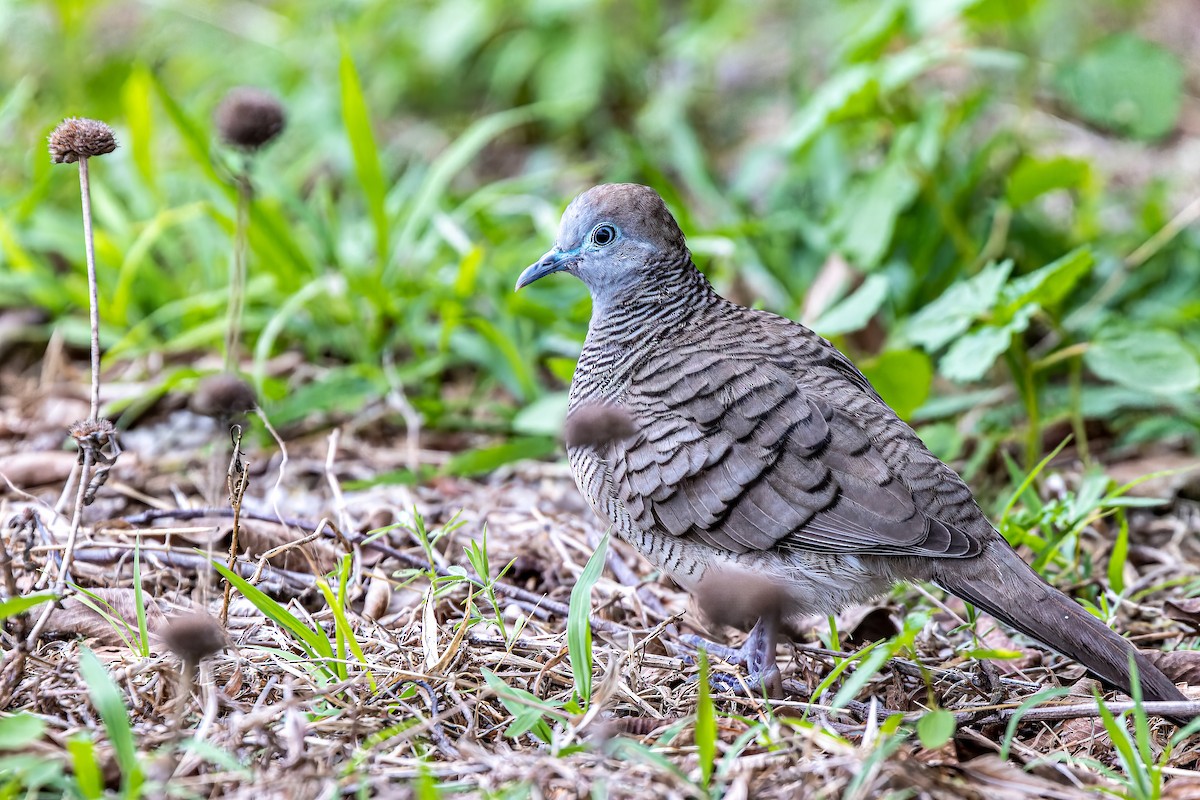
[591,223,617,247]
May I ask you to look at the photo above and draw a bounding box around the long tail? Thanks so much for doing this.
[935,543,1191,725]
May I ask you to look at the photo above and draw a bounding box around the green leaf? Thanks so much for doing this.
[907,261,1012,352]
[211,559,335,663]
[67,735,103,800]
[1056,34,1183,141]
[120,63,157,193]
[481,668,558,744]
[860,349,933,420]
[916,708,955,749]
[339,43,390,265]
[1005,156,1092,208]
[998,248,1093,318]
[78,648,143,796]
[695,649,716,787]
[0,712,45,750]
[512,392,569,437]
[1084,329,1200,396]
[567,531,608,707]
[814,274,889,337]
[441,437,556,477]
[832,162,919,268]
[0,592,55,620]
[938,305,1035,383]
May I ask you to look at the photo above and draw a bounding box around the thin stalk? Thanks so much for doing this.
[26,447,96,646]
[79,157,101,420]
[224,160,252,371]
[1006,347,1041,470]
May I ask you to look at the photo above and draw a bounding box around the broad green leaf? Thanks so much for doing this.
[1056,34,1183,141]
[998,248,1092,318]
[1084,330,1200,396]
[568,531,608,706]
[1006,156,1092,208]
[916,708,955,749]
[938,304,1035,383]
[512,391,569,437]
[907,261,1012,351]
[832,162,918,269]
[861,349,932,420]
[0,712,45,750]
[814,274,889,337]
[784,65,877,152]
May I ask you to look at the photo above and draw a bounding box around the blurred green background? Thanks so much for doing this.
[2,0,1199,482]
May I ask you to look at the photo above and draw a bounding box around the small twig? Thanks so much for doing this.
[382,351,423,475]
[954,698,1200,725]
[324,429,351,537]
[220,426,250,624]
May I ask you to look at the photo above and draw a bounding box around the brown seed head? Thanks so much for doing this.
[191,373,258,418]
[564,404,636,449]
[693,568,788,633]
[161,611,227,664]
[215,87,286,151]
[67,417,116,444]
[48,118,117,163]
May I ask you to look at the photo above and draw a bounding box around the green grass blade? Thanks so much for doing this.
[133,542,149,657]
[66,734,104,800]
[568,530,609,707]
[78,647,144,797]
[695,649,716,788]
[0,592,55,620]
[339,42,390,266]
[211,559,334,662]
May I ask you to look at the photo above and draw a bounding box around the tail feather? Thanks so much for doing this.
[936,544,1190,724]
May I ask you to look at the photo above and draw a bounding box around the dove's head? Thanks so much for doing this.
[515,184,688,304]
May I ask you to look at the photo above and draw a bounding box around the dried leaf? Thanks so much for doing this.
[1164,598,1200,631]
[1141,649,1200,686]
[51,588,166,647]
[0,452,77,488]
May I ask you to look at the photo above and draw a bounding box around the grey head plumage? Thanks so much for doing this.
[515,184,690,310]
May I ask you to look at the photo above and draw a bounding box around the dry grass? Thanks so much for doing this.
[2,359,1200,798]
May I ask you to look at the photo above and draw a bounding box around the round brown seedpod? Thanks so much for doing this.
[160,611,227,665]
[564,404,637,449]
[191,373,258,418]
[215,87,286,151]
[48,118,117,163]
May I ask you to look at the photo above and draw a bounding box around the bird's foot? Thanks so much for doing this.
[679,620,783,698]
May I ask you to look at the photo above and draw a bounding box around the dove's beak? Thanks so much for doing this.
[515,249,577,290]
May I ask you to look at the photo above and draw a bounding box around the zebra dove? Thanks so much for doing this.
[516,183,1190,718]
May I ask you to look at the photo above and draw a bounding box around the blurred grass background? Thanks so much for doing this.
[2,0,1199,485]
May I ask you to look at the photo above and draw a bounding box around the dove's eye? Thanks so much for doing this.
[591,223,617,247]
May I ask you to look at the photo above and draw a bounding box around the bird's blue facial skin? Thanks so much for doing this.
[514,222,624,290]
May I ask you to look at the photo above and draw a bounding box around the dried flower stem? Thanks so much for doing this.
[224,162,251,370]
[220,425,250,624]
[79,157,101,420]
